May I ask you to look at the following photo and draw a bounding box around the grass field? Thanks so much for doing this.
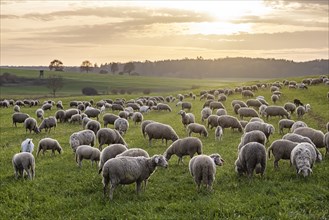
[0,70,328,219]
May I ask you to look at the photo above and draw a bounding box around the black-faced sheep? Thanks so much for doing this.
[291,143,317,177]
[12,152,35,180]
[144,122,179,147]
[37,138,62,156]
[12,112,30,127]
[293,99,303,106]
[75,145,101,168]
[186,123,208,137]
[70,130,96,152]
[267,139,299,168]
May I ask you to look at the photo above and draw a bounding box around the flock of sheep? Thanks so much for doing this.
[3,75,329,200]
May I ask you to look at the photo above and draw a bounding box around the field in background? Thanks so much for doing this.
[0,71,329,219]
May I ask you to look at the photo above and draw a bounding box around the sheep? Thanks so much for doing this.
[241,90,254,98]
[85,119,101,135]
[201,107,212,122]
[215,108,227,116]
[296,104,311,119]
[271,94,279,104]
[144,122,179,147]
[139,105,150,114]
[237,107,259,120]
[116,148,149,158]
[218,94,227,102]
[278,119,295,134]
[237,130,267,151]
[263,106,290,120]
[244,121,275,141]
[98,144,128,173]
[21,138,34,153]
[249,117,264,123]
[215,126,223,141]
[155,103,172,112]
[103,113,119,127]
[126,103,140,111]
[102,154,168,200]
[70,130,96,152]
[176,101,192,111]
[246,99,263,109]
[118,110,131,119]
[96,128,127,150]
[235,142,266,177]
[75,145,101,168]
[284,102,297,114]
[207,115,219,129]
[12,152,35,180]
[114,118,129,135]
[23,117,40,134]
[55,110,65,123]
[141,120,155,138]
[36,138,62,156]
[13,105,20,112]
[231,100,248,108]
[189,153,224,191]
[12,112,30,127]
[186,123,208,137]
[178,110,195,127]
[69,114,82,124]
[217,115,243,132]
[42,103,52,111]
[324,132,329,155]
[233,104,241,115]
[84,107,101,120]
[259,104,267,117]
[209,101,225,110]
[293,127,325,148]
[56,101,64,109]
[64,109,80,122]
[290,143,317,177]
[39,116,57,133]
[290,121,308,132]
[267,139,299,168]
[132,112,143,125]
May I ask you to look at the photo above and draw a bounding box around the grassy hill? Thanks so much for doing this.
[0,70,328,219]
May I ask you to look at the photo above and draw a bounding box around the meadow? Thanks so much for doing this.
[0,69,328,219]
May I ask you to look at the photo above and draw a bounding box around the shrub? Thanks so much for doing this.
[82,87,98,96]
[99,70,108,74]
[142,88,151,95]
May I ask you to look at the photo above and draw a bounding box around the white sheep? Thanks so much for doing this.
[85,119,101,135]
[267,139,299,168]
[12,152,35,180]
[69,130,96,152]
[36,138,63,156]
[21,138,34,153]
[263,106,290,120]
[75,145,101,168]
[290,142,317,177]
[35,108,44,120]
[244,121,275,142]
[102,155,168,200]
[189,153,224,191]
[237,107,259,120]
[324,132,329,156]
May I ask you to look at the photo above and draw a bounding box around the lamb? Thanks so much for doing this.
[271,94,279,104]
[217,115,243,132]
[201,107,212,122]
[98,144,128,173]
[103,113,119,127]
[290,121,308,132]
[178,110,195,127]
[263,106,290,120]
[215,126,223,141]
[70,130,96,152]
[267,139,299,168]
[293,127,325,148]
[12,112,30,127]
[141,120,155,138]
[116,148,149,158]
[85,119,101,135]
[36,138,62,156]
[12,152,35,180]
[284,102,296,114]
[186,123,208,137]
[235,142,266,177]
[207,115,219,129]
[102,154,168,200]
[296,104,311,119]
[278,119,295,134]
[64,109,80,122]
[144,122,179,147]
[237,107,259,120]
[75,145,101,168]
[21,138,34,153]
[244,121,275,142]
[163,137,203,165]
[114,118,129,135]
[155,103,172,112]
[23,117,40,134]
[55,110,65,123]
[132,112,143,125]
[96,128,127,150]
[69,114,82,124]
[290,143,317,177]
[176,101,192,111]
[189,153,224,191]
[84,107,101,121]
[237,130,267,151]
[39,116,57,133]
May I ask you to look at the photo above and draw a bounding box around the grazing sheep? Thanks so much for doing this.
[98,144,128,173]
[271,94,279,104]
[39,116,57,133]
[34,108,44,120]
[13,105,20,112]
[163,137,203,165]
[69,114,82,124]
[103,113,119,127]
[201,107,212,122]
[116,148,149,158]
[155,103,172,112]
[21,138,34,153]
[264,106,290,120]
[231,100,247,108]
[96,128,127,150]
[293,127,325,148]
[189,153,224,191]
[70,130,96,152]
[114,118,129,135]
[207,115,219,129]
[215,126,223,141]
[118,110,131,119]
[284,102,297,114]
[244,121,275,142]
[141,120,155,138]
[267,139,299,168]
[132,112,143,125]
[241,90,254,98]
[259,104,267,117]
[237,130,267,151]
[291,143,317,177]
[176,101,192,111]
[55,110,65,123]
[12,112,30,127]
[239,120,248,129]
[56,101,64,109]
[42,103,52,111]
[324,132,329,155]
[235,142,266,177]
[178,110,195,127]
[111,103,124,111]
[102,155,168,200]
[139,105,150,114]
[237,107,259,120]
[75,145,101,168]
[296,104,311,119]
[233,104,241,115]
[209,101,225,111]
[64,109,80,122]
[85,107,101,120]
[85,119,101,135]
[290,121,308,132]
[217,115,243,132]
[12,152,35,180]
[278,119,295,134]
[145,122,179,147]
[246,99,263,109]
[36,138,62,156]
[249,117,264,123]
[215,108,227,116]
[186,123,208,137]
[23,117,40,134]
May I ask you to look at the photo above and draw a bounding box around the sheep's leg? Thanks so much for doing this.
[14,169,19,179]
[109,183,116,200]
[19,169,24,179]
[78,157,82,168]
[148,138,152,147]
[274,160,279,169]
[136,181,142,195]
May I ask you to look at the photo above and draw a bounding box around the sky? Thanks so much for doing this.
[1,0,328,66]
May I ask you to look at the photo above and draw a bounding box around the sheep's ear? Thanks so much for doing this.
[221,158,225,163]
[154,156,159,164]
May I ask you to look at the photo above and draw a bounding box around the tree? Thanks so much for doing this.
[123,62,135,75]
[110,62,119,74]
[80,60,93,73]
[49,59,64,71]
[47,75,63,97]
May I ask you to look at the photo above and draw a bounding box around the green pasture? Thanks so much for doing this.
[0,71,328,219]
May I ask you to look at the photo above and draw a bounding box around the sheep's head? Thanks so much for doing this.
[203,130,208,137]
[210,154,224,166]
[154,155,168,168]
[298,167,312,177]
